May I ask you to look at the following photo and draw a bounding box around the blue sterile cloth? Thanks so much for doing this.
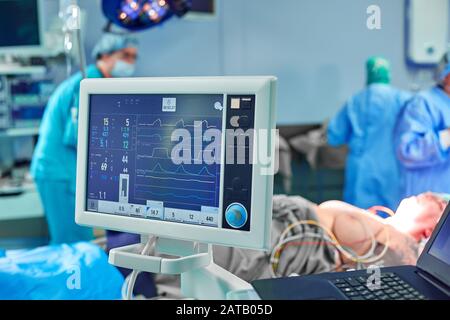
[0,242,124,300]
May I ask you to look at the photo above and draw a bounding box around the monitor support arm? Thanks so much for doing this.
[108,236,259,300]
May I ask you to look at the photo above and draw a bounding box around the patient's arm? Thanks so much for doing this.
[313,195,445,268]
[314,202,413,267]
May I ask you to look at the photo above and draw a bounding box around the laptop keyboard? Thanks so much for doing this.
[331,273,427,300]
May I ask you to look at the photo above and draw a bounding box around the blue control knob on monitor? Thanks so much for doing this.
[225,203,248,229]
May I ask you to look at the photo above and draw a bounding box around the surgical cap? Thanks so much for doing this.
[436,51,450,82]
[91,33,139,60]
[366,56,391,85]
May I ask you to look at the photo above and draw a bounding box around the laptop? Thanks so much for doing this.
[252,203,450,300]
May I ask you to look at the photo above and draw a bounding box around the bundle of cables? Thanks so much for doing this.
[121,237,155,300]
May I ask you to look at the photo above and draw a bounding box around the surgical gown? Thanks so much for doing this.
[328,83,411,210]
[31,65,103,244]
[395,86,450,198]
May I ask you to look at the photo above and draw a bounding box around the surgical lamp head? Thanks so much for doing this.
[102,0,191,32]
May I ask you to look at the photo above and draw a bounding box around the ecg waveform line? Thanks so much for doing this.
[136,163,216,177]
[139,118,218,129]
[138,140,208,149]
[138,134,165,141]
[135,175,215,184]
[138,147,170,159]
[137,133,204,141]
[141,185,215,193]
[137,147,216,163]
[138,147,185,159]
[135,189,212,202]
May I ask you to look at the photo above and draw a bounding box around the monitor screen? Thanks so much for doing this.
[428,210,450,266]
[0,0,41,48]
[86,94,225,228]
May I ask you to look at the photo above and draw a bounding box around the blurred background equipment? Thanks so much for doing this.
[0,0,45,57]
[184,0,215,19]
[0,1,58,249]
[190,0,214,14]
[0,66,52,250]
[9,77,55,129]
[406,0,449,66]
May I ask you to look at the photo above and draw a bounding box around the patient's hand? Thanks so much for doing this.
[383,225,419,266]
[388,193,447,242]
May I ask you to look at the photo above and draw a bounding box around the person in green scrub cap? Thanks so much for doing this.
[328,56,411,210]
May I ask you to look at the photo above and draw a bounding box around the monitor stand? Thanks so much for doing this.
[108,237,260,300]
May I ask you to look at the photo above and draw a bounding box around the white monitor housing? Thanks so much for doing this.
[76,76,277,251]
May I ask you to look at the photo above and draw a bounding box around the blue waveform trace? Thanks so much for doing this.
[140,134,164,141]
[145,163,216,178]
[135,174,215,184]
[142,118,218,129]
[137,145,215,163]
[142,147,170,158]
[136,163,216,177]
[135,189,213,202]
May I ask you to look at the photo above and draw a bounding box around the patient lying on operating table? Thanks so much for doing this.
[214,193,447,279]
[155,193,447,297]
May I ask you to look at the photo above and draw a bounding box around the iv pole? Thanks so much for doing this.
[59,0,87,78]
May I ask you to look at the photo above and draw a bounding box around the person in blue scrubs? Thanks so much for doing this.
[328,57,411,210]
[395,52,450,199]
[31,33,138,244]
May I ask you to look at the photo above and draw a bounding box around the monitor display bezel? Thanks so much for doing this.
[76,77,276,251]
[417,203,450,287]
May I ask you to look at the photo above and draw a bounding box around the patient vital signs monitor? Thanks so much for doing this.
[76,77,276,250]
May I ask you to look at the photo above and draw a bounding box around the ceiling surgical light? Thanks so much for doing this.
[102,0,192,32]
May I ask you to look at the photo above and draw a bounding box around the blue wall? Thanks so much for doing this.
[44,0,450,125]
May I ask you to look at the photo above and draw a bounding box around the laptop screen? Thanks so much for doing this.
[428,210,450,265]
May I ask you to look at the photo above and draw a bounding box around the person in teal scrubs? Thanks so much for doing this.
[328,57,411,210]
[31,33,138,244]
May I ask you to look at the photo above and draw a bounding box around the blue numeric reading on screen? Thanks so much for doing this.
[86,94,224,228]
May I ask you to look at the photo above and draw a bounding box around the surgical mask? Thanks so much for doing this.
[111,60,136,77]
